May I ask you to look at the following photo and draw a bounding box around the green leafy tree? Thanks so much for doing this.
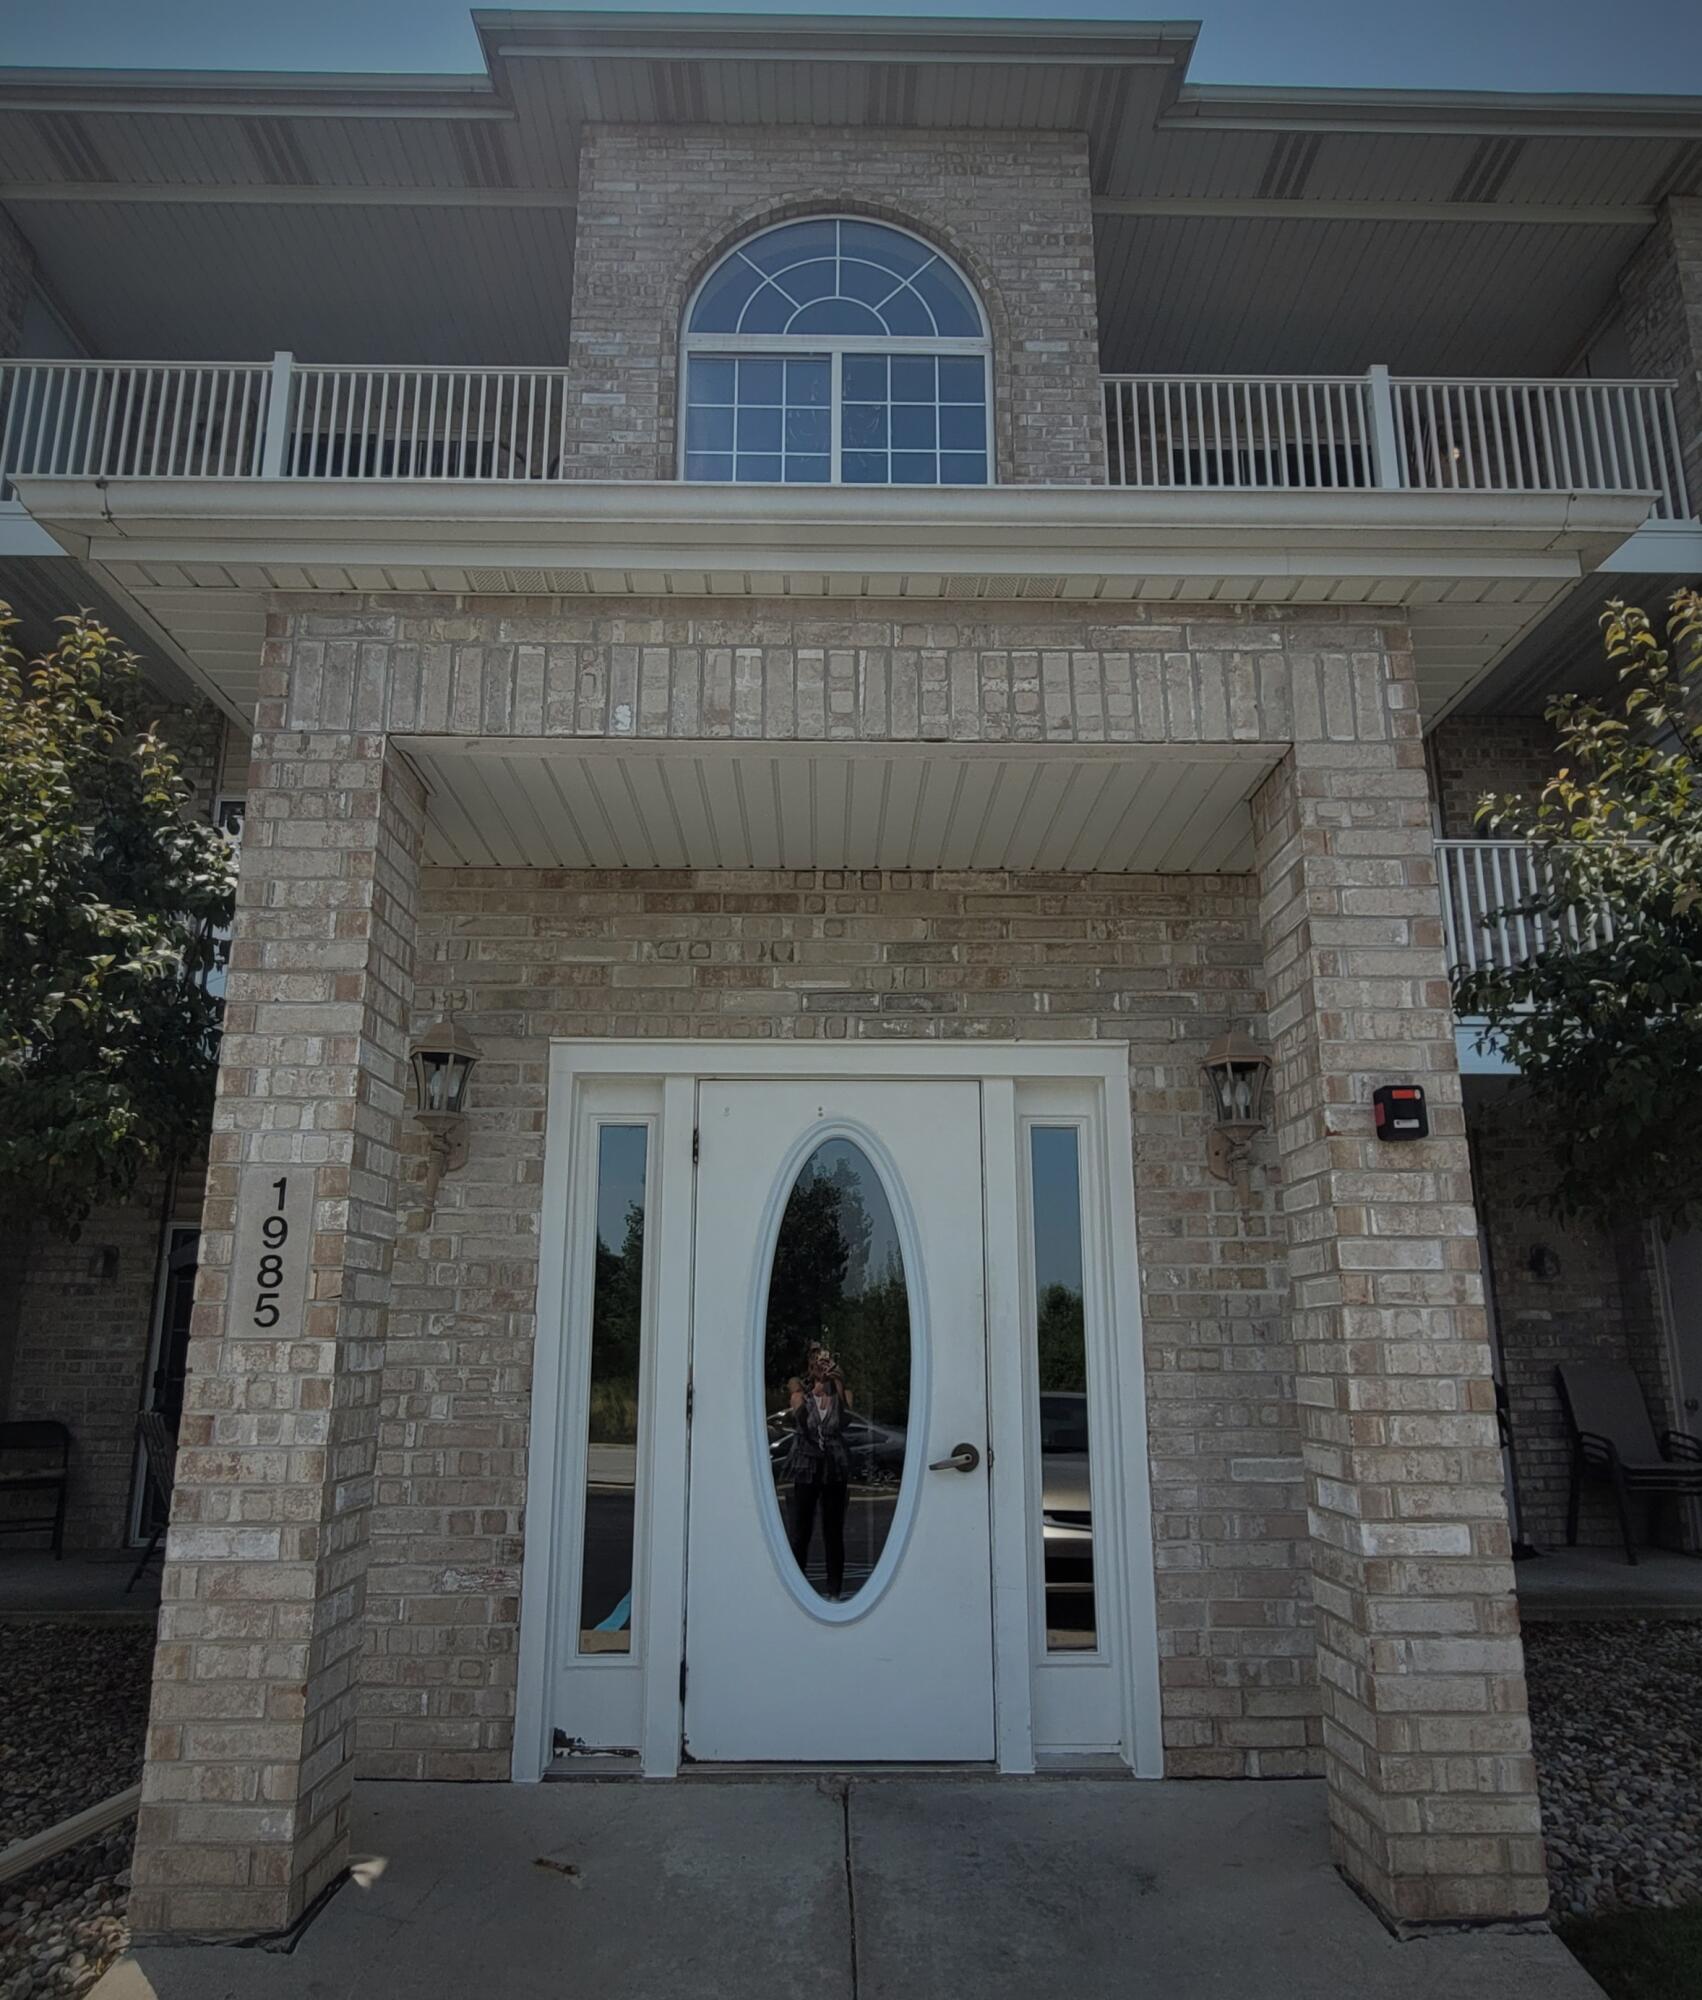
[1454,588,1702,1231]
[1035,1281,1087,1393]
[588,1201,645,1443]
[0,604,237,1234]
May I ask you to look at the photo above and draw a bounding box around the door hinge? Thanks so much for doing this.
[679,1658,688,1704]
[692,1126,700,1167]
[686,1376,694,1425]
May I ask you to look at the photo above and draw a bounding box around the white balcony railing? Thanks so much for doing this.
[0,354,1690,517]
[1103,367,1690,519]
[0,353,574,496]
[1437,838,1618,979]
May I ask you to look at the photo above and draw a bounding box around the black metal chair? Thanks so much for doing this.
[127,1409,178,1593]
[0,1419,72,1558]
[1556,1362,1702,1565]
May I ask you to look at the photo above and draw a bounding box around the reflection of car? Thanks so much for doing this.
[1040,1392,1093,1592]
[767,1408,908,1485]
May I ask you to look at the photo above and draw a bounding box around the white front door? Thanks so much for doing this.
[683,1078,995,1762]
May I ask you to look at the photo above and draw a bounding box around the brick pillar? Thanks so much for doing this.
[1620,195,1702,517]
[130,732,424,1939]
[1252,729,1547,1928]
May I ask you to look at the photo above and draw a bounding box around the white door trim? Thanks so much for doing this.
[513,1039,1162,1783]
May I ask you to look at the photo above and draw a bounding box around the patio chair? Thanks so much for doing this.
[127,1408,178,1594]
[1555,1362,1702,1566]
[0,1419,72,1558]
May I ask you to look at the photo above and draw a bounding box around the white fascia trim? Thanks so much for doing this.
[0,508,61,558]
[1092,197,1655,227]
[13,475,1652,555]
[1168,81,1702,138]
[1600,519,1702,572]
[0,182,575,209]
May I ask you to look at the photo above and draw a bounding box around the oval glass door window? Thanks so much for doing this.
[764,1137,912,1603]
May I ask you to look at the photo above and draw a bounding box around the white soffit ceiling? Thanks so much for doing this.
[404,739,1275,876]
[2,17,1698,375]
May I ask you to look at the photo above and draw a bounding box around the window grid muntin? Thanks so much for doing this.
[682,216,992,490]
[689,218,984,343]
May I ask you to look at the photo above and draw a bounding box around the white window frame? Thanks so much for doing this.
[543,1080,664,1757]
[677,215,995,489]
[1017,1090,1147,1758]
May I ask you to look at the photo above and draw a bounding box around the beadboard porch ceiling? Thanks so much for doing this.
[400,737,1279,876]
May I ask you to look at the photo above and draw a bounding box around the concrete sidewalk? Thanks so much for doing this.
[94,1777,1602,2000]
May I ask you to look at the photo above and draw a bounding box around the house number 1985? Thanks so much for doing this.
[234,1166,308,1342]
[253,1176,290,1328]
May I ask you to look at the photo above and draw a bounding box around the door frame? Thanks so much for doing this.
[513,1040,1162,1782]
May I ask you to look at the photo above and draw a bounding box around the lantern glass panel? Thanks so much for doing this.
[1226,1064,1259,1123]
[415,1051,467,1116]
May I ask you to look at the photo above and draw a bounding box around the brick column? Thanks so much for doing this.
[1620,195,1702,517]
[130,733,424,1939]
[1252,730,1546,1928]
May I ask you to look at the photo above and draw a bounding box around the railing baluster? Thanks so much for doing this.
[45,364,73,476]
[1456,846,1480,975]
[1439,841,1463,973]
[0,367,27,492]
[98,368,127,476]
[1658,385,1687,519]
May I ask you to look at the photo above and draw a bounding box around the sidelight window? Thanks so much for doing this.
[1028,1125,1097,1652]
[577,1123,650,1654]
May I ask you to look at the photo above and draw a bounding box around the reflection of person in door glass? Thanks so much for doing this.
[787,1347,854,1599]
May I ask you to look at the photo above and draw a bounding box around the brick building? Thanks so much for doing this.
[0,8,1699,1943]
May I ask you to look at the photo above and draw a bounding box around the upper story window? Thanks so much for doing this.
[682,217,992,487]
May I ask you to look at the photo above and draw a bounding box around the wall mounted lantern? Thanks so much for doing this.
[409,1014,482,1211]
[1201,1029,1271,1183]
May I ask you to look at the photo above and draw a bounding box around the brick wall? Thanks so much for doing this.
[0,205,32,358]
[1471,1089,1679,1550]
[562,124,1106,485]
[1,1182,165,1547]
[1429,716,1557,840]
[1619,196,1702,518]
[360,863,1306,1783]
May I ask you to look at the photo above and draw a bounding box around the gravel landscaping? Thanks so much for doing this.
[0,1622,155,2000]
[1524,1619,1702,1920]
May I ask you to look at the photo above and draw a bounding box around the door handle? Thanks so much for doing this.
[928,1442,981,1474]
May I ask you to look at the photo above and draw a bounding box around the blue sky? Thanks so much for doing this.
[3,0,1700,92]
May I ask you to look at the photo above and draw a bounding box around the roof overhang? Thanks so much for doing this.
[8,477,1652,727]
[2,14,1698,376]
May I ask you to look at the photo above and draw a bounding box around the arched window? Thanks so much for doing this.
[681,217,992,487]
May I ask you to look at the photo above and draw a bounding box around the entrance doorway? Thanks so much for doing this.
[684,1079,993,1762]
[514,1042,1162,1782]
